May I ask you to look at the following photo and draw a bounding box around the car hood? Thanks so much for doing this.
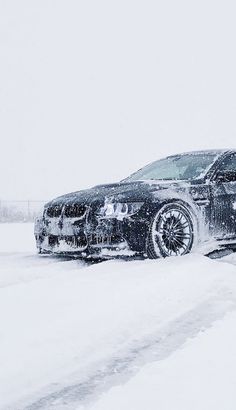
[46,180,191,208]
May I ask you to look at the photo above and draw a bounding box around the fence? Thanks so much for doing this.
[0,200,47,222]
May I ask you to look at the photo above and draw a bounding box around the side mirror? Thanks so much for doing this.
[215,170,236,183]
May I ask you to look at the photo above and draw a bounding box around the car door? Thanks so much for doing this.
[210,153,236,239]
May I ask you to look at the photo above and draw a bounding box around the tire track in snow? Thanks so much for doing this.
[20,292,236,410]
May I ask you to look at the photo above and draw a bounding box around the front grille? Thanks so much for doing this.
[64,234,88,249]
[48,235,59,246]
[48,234,88,250]
[64,203,87,218]
[46,205,63,218]
[89,233,125,246]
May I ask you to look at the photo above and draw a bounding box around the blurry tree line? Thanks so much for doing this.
[0,201,46,222]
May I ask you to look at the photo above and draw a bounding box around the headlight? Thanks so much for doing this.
[100,201,144,219]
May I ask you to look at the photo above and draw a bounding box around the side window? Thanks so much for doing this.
[220,154,236,172]
[215,154,236,183]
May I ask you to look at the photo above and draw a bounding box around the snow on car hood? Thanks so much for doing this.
[46,180,192,208]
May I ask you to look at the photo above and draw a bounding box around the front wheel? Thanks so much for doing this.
[147,203,195,258]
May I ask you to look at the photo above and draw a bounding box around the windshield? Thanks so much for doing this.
[126,153,218,182]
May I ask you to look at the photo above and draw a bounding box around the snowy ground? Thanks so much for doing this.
[1,224,236,410]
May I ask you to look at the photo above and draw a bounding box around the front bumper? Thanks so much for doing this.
[34,209,147,258]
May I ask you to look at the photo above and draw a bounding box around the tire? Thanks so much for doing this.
[147,202,195,258]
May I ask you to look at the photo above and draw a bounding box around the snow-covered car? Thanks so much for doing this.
[35,150,236,258]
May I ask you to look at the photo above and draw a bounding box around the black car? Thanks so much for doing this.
[35,149,236,258]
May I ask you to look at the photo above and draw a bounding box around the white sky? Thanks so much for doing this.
[0,0,236,200]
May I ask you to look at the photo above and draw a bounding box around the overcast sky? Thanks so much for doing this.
[0,0,236,200]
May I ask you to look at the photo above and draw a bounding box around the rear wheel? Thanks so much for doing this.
[147,203,194,258]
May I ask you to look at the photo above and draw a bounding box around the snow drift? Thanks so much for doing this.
[0,224,236,410]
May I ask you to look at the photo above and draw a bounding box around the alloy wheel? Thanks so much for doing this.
[152,206,194,257]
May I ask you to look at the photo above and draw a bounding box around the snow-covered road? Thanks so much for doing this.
[1,224,236,410]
